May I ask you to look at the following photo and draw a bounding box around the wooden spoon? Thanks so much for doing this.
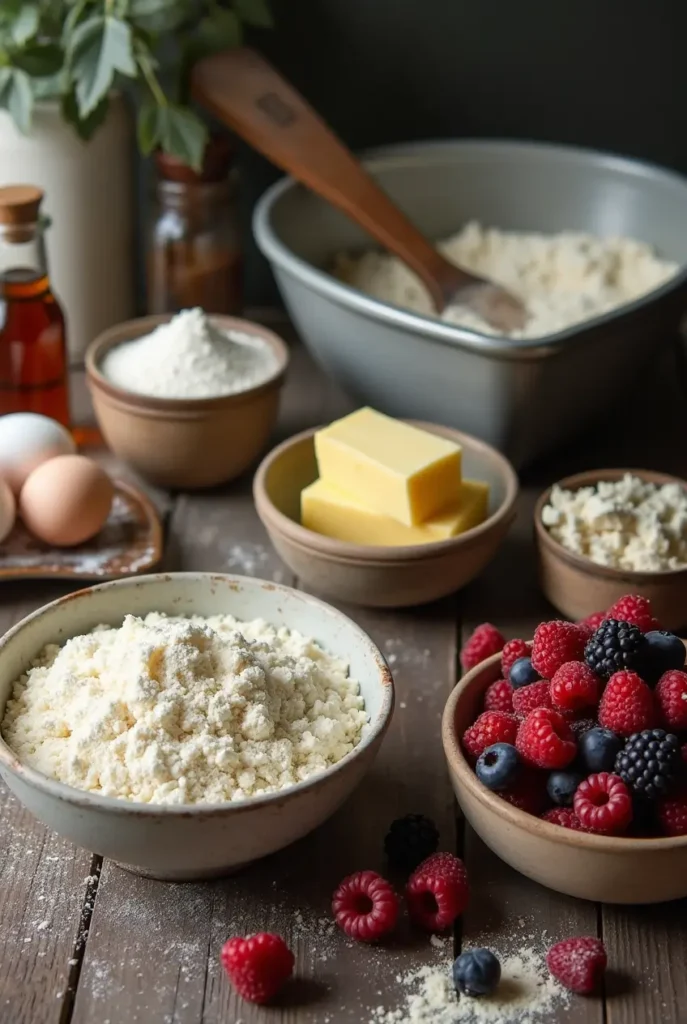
[192,48,528,334]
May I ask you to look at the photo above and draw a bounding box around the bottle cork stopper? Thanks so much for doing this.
[0,185,44,226]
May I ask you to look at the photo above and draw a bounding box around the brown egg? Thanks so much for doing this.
[19,455,114,547]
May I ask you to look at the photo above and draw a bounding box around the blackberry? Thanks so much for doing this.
[384,814,439,872]
[614,729,681,800]
[584,619,646,680]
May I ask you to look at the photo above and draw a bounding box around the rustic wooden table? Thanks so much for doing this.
[1,329,686,1024]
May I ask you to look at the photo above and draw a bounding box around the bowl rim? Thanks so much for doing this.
[534,467,687,581]
[0,571,394,816]
[253,137,687,356]
[85,313,290,412]
[441,651,687,851]
[253,421,519,563]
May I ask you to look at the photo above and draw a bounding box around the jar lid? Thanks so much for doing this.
[155,134,233,184]
[0,184,44,225]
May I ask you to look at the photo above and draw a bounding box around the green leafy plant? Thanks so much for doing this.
[0,0,273,169]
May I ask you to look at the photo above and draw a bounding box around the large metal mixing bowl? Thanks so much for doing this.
[254,140,687,466]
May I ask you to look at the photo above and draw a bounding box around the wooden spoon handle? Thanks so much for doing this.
[191,48,450,306]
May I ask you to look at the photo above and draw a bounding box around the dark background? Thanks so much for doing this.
[237,0,685,307]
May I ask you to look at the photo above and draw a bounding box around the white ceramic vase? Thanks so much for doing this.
[0,95,136,360]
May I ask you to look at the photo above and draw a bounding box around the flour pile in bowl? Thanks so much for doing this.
[335,221,678,339]
[1,612,368,804]
[101,307,278,399]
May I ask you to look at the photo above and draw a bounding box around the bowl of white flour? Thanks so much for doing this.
[254,139,687,466]
[0,572,393,880]
[86,310,290,489]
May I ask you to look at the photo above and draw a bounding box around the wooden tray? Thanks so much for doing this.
[0,480,163,581]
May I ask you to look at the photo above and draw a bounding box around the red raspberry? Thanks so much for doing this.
[483,678,514,713]
[607,594,659,633]
[512,680,552,717]
[221,933,294,1004]
[516,707,576,769]
[574,773,633,834]
[598,670,656,736]
[546,937,607,994]
[461,623,505,671]
[498,768,549,815]
[541,808,589,832]
[578,610,607,633]
[550,661,600,713]
[332,871,399,942]
[501,638,529,678]
[531,620,587,678]
[657,791,687,836]
[406,852,469,931]
[655,670,687,731]
[462,711,518,761]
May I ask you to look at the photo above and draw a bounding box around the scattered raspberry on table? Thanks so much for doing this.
[406,852,469,931]
[546,936,607,994]
[221,932,294,1004]
[332,870,399,942]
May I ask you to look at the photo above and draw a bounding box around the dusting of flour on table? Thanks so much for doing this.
[101,307,278,399]
[371,944,569,1024]
[335,221,677,339]
[1,612,367,804]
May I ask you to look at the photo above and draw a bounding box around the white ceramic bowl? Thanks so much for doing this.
[0,573,393,880]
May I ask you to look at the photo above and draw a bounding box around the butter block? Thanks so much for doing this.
[301,478,489,547]
[314,408,462,526]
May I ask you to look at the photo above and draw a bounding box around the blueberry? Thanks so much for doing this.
[476,743,520,791]
[578,727,623,774]
[641,630,685,685]
[547,770,583,807]
[509,657,540,688]
[453,948,501,997]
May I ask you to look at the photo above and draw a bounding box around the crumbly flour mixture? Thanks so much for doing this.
[371,944,569,1023]
[335,221,677,338]
[101,307,277,399]
[542,473,687,572]
[1,612,367,804]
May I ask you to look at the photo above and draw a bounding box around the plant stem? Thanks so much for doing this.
[138,53,167,108]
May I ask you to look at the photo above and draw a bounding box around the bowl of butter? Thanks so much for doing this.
[253,408,519,608]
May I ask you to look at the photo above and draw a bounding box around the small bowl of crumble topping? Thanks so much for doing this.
[534,468,687,631]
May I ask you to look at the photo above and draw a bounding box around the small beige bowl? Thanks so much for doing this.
[253,422,518,608]
[0,572,393,881]
[535,468,687,631]
[442,652,687,903]
[86,314,289,489]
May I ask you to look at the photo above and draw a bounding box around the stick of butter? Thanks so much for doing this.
[301,478,489,546]
[314,408,462,526]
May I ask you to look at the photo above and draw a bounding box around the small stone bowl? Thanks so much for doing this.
[442,651,687,903]
[534,468,687,632]
[253,422,519,608]
[0,572,393,881]
[86,314,289,490]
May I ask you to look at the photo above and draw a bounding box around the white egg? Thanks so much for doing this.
[0,414,76,495]
[0,477,16,543]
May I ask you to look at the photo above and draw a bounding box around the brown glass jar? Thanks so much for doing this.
[147,135,243,315]
[0,185,70,426]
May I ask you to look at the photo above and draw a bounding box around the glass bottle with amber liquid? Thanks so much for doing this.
[0,185,69,426]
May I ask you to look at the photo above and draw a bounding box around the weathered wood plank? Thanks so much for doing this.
[0,782,97,1024]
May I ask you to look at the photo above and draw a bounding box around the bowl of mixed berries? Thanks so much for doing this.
[441,594,687,903]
